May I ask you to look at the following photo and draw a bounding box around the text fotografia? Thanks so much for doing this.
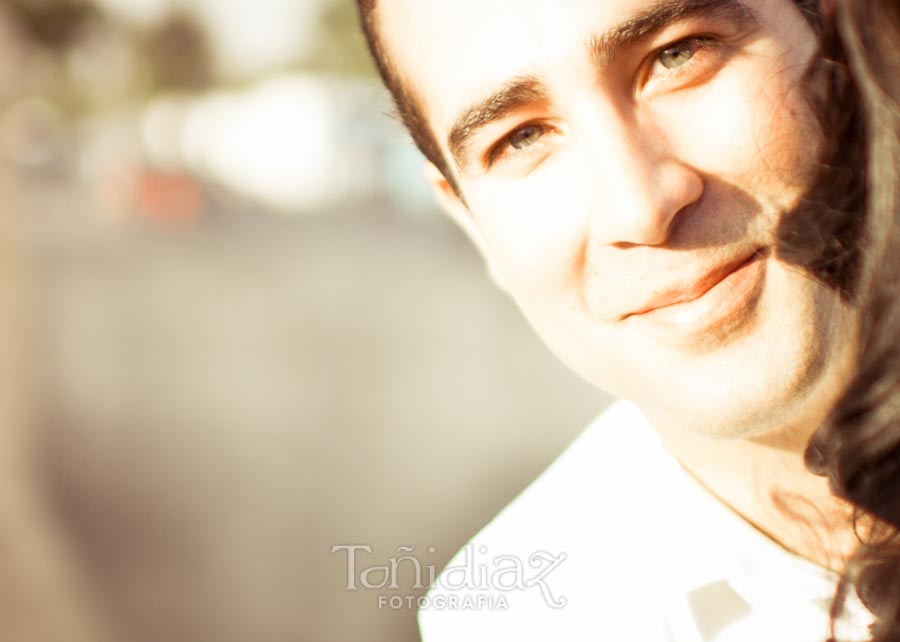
[331,544,567,610]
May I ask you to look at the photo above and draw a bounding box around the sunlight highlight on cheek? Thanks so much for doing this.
[656,53,819,217]
[467,163,590,293]
[656,71,758,179]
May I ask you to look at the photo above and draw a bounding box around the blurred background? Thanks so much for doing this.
[0,1,611,640]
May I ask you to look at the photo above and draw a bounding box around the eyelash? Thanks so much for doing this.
[484,35,722,168]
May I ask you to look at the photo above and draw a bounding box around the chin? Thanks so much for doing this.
[635,320,856,443]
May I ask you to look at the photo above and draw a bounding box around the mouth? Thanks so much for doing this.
[621,249,768,338]
[623,250,765,319]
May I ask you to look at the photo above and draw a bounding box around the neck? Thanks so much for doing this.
[650,408,867,575]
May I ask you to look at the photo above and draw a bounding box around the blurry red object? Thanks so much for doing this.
[134,170,205,228]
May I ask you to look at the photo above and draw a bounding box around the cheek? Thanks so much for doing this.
[657,76,757,176]
[751,81,821,202]
[659,59,819,208]
[467,159,591,295]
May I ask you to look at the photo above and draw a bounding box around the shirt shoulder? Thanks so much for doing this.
[418,402,880,642]
[418,399,680,642]
[469,398,666,536]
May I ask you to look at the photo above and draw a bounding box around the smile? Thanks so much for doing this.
[624,249,768,339]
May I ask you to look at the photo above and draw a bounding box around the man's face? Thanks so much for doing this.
[379,0,859,438]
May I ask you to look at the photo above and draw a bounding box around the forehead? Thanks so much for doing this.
[377,0,806,151]
[378,0,644,130]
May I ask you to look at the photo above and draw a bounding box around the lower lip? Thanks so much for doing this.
[630,252,767,339]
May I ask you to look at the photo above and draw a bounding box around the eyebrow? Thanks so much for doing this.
[589,0,760,68]
[446,0,761,172]
[447,76,549,172]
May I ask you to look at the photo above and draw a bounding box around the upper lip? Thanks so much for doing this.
[620,250,762,319]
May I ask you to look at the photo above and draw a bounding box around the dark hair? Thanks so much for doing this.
[358,0,900,639]
[794,0,900,639]
[355,0,461,195]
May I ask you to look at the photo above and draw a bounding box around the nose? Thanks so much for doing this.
[578,116,703,247]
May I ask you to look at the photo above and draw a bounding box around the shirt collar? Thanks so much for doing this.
[623,401,876,641]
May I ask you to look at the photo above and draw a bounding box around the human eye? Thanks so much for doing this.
[485,122,553,168]
[658,39,705,70]
[641,35,725,93]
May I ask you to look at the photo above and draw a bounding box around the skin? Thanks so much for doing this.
[377,0,864,569]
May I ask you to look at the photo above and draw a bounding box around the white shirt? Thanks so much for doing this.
[418,400,875,642]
